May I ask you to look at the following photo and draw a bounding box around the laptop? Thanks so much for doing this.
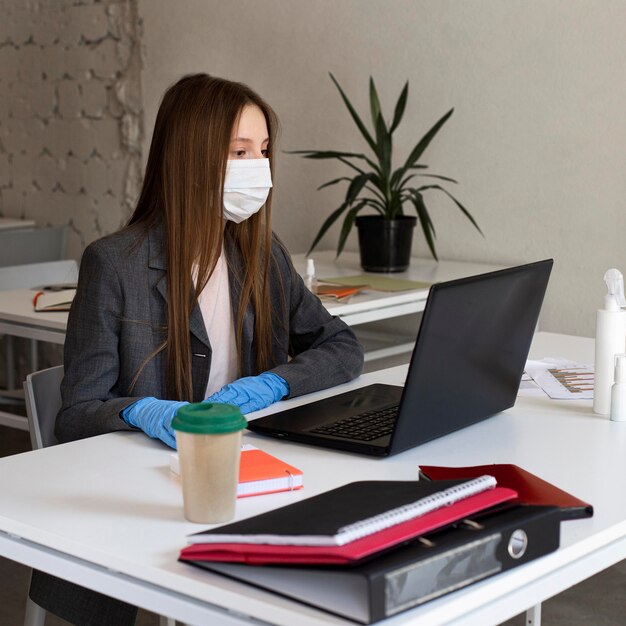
[248,259,553,457]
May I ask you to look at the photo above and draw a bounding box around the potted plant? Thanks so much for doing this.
[290,74,482,272]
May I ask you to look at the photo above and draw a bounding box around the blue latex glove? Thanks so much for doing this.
[205,372,289,414]
[121,397,188,449]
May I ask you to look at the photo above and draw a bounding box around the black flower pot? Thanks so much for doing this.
[355,215,417,272]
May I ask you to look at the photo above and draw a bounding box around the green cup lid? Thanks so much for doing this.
[171,402,247,434]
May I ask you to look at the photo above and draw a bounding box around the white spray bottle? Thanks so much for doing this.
[304,258,318,295]
[593,269,626,415]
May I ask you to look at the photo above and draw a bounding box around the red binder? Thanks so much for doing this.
[419,464,593,520]
[180,486,517,565]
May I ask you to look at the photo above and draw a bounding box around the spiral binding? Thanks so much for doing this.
[334,475,496,546]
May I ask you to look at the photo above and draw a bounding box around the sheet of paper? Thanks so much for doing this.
[520,358,594,399]
[320,274,431,292]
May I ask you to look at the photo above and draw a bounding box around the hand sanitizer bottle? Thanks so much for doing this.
[610,354,626,422]
[594,269,626,415]
[304,258,318,295]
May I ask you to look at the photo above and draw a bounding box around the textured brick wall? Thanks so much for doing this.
[0,0,143,260]
[0,0,143,386]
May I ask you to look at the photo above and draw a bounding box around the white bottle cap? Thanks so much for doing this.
[306,258,315,277]
[604,269,626,310]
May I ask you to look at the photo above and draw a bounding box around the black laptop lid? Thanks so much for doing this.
[388,259,553,454]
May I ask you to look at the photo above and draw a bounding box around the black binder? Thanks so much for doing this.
[190,505,560,624]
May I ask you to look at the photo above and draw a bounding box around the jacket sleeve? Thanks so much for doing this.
[269,241,364,397]
[55,241,138,443]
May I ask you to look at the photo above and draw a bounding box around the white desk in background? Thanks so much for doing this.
[291,251,504,326]
[0,217,36,231]
[0,290,68,431]
[0,289,67,346]
[0,253,505,360]
[1,332,625,626]
[292,251,505,361]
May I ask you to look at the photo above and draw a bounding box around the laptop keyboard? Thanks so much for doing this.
[309,405,399,441]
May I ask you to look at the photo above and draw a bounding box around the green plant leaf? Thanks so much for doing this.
[329,73,377,154]
[369,77,384,131]
[418,184,483,235]
[376,112,392,180]
[317,177,352,191]
[418,173,459,184]
[336,156,368,176]
[410,191,438,261]
[396,171,458,194]
[402,108,454,171]
[307,201,350,255]
[361,197,386,214]
[363,182,387,206]
[286,149,369,160]
[337,200,368,256]
[389,81,409,133]
[345,173,370,205]
[390,164,429,191]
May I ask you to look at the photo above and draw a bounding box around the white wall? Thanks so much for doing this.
[0,0,143,260]
[139,0,626,337]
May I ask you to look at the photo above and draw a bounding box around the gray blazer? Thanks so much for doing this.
[56,223,364,442]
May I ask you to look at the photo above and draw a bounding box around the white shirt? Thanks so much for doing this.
[194,251,238,397]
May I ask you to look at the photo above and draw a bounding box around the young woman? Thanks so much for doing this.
[55,73,363,448]
[31,74,363,626]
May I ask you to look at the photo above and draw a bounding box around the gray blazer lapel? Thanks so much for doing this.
[148,225,211,350]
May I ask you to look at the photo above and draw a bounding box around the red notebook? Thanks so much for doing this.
[419,464,593,521]
[179,479,518,565]
[170,444,303,498]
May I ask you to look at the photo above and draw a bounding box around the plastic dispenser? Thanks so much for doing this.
[610,354,626,422]
[304,258,318,295]
[593,269,626,415]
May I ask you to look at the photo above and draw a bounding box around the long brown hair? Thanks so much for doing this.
[128,73,279,400]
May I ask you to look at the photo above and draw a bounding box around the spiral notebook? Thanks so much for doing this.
[180,477,518,565]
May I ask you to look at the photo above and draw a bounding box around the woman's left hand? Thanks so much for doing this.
[206,372,289,414]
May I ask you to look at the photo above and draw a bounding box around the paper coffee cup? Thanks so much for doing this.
[171,403,247,523]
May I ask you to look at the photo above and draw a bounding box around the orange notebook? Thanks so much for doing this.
[170,444,303,498]
[316,284,366,301]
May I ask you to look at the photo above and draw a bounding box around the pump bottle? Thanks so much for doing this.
[610,354,626,422]
[593,269,626,415]
[304,258,318,295]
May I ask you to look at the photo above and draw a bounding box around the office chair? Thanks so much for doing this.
[0,224,68,267]
[0,260,78,431]
[23,366,177,626]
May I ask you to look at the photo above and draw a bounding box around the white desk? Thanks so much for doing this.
[0,217,36,231]
[1,332,625,626]
[291,251,504,327]
[0,252,504,350]
[0,289,68,345]
[0,290,66,431]
[0,290,67,431]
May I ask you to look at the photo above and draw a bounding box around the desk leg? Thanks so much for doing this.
[525,603,541,625]
[5,335,14,390]
[30,338,38,372]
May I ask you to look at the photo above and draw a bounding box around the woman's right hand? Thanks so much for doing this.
[121,398,188,449]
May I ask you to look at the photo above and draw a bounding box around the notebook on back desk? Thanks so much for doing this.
[247,259,553,457]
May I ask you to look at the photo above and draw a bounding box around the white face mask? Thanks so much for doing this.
[223,158,273,223]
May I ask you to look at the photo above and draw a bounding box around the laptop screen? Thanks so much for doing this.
[389,259,553,454]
